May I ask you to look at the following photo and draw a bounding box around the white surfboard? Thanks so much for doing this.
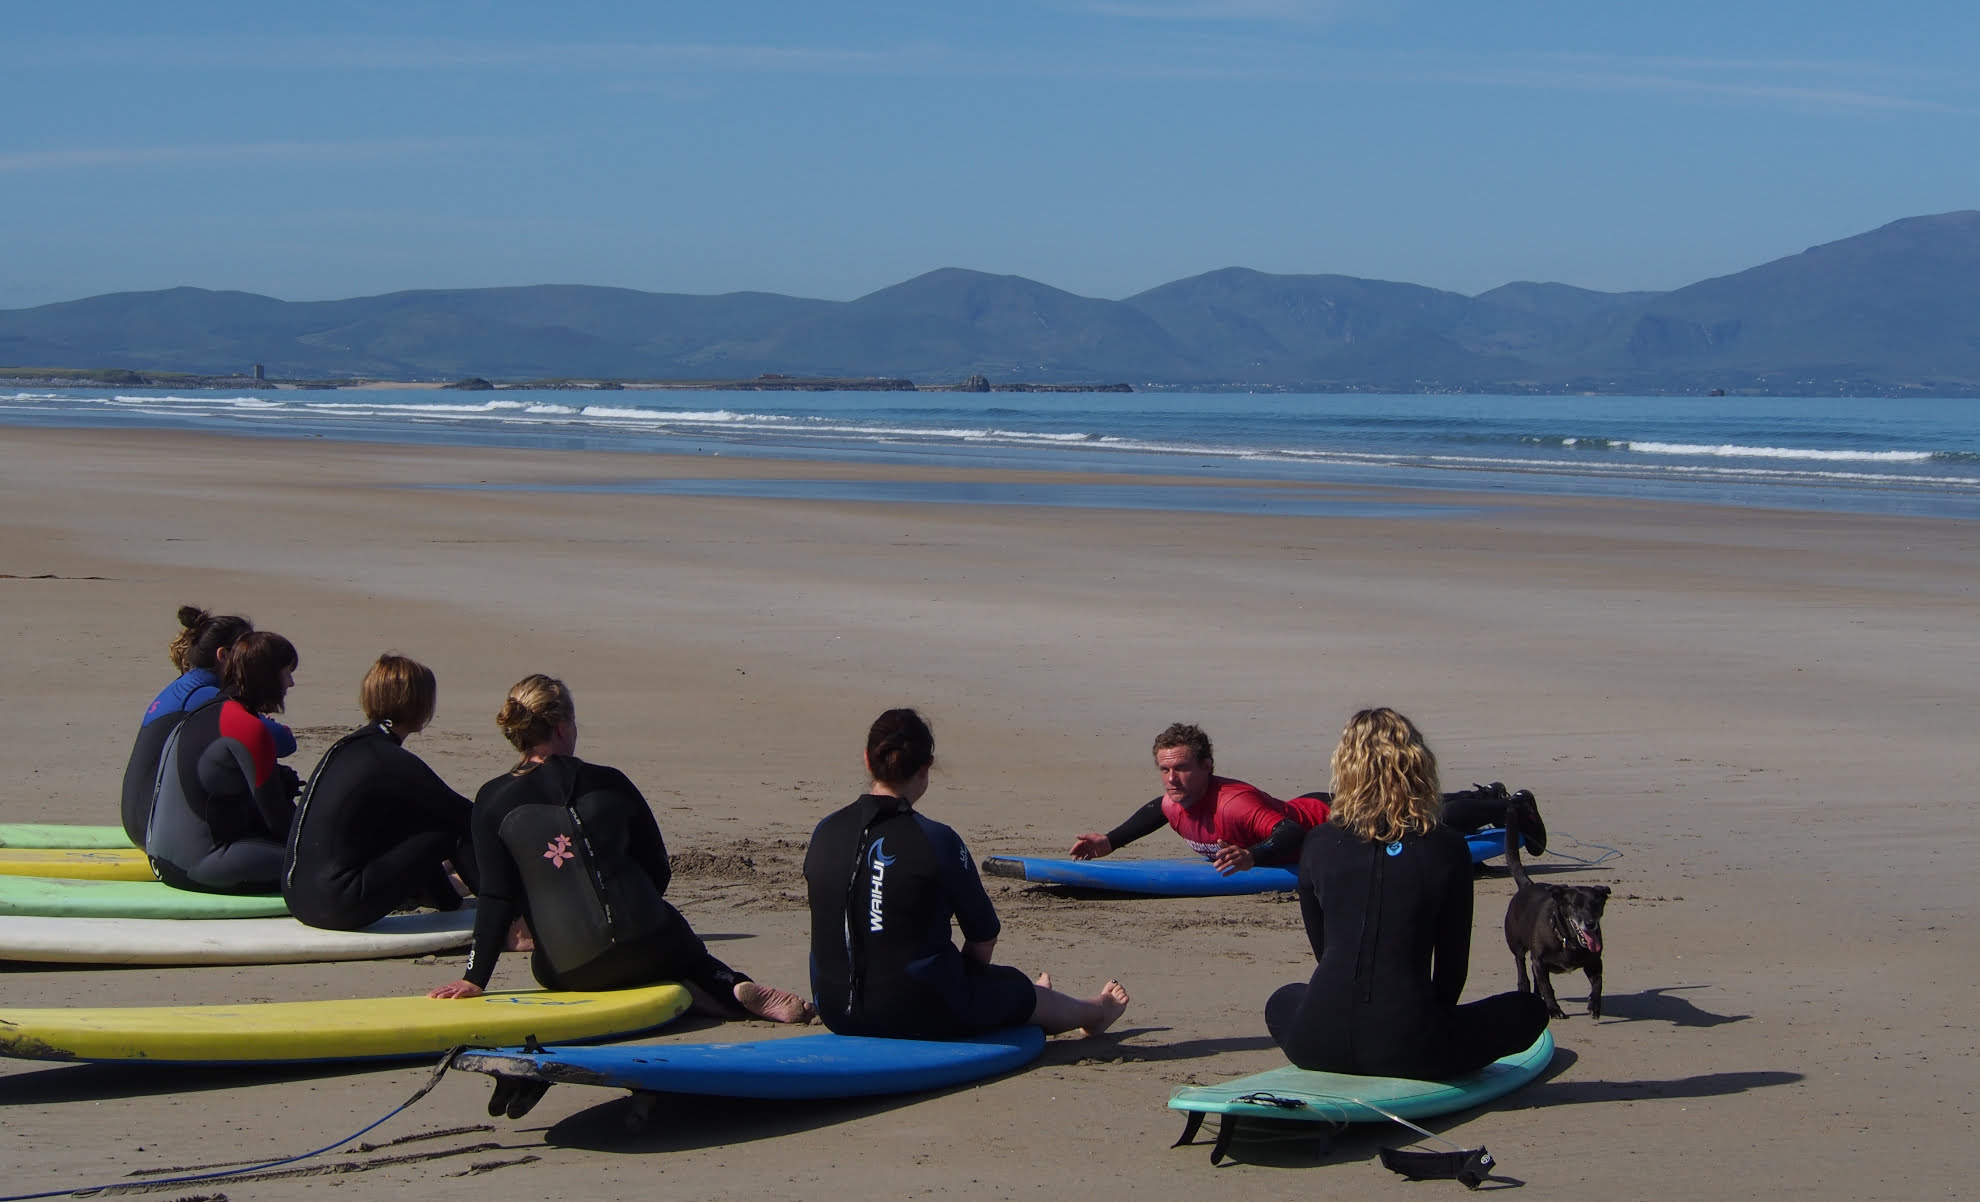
[0,908,476,966]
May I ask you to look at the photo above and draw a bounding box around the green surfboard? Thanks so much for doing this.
[0,874,290,919]
[0,823,133,850]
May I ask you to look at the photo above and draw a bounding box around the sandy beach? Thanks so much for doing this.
[2,426,1974,1199]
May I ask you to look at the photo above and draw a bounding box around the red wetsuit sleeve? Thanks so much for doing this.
[218,700,277,787]
[1213,781,1290,847]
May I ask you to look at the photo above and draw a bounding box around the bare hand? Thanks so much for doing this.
[1211,842,1254,875]
[428,979,484,999]
[1069,833,1113,860]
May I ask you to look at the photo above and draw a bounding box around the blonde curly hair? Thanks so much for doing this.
[1327,708,1441,843]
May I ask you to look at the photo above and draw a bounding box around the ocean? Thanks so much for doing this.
[4,387,1976,519]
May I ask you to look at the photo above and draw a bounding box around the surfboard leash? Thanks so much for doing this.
[1172,1090,1499,1187]
[0,1045,464,1202]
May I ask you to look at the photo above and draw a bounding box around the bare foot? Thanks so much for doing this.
[1034,972,1052,990]
[1081,980,1130,1037]
[734,981,816,1024]
[504,916,536,952]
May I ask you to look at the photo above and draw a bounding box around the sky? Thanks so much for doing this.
[2,1,1976,309]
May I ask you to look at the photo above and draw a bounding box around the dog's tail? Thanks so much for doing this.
[1503,806,1534,889]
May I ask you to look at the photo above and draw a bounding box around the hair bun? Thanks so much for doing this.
[177,605,210,631]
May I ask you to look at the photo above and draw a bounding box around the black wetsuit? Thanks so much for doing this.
[459,755,744,998]
[281,723,476,931]
[146,698,297,894]
[805,793,1037,1039]
[1264,822,1548,1080]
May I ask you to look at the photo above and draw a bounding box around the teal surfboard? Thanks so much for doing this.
[0,874,291,919]
[0,823,133,850]
[1168,1029,1554,1126]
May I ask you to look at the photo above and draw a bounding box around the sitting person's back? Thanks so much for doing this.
[1265,708,1547,1080]
[806,708,1129,1041]
[283,655,474,930]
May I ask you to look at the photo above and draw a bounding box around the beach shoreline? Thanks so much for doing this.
[2,426,1973,1199]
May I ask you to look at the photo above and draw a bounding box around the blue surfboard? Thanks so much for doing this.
[983,829,1509,896]
[452,1026,1046,1101]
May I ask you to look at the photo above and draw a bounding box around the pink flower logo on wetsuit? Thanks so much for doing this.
[544,834,575,868]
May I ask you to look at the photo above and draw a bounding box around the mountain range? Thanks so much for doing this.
[3,211,1977,395]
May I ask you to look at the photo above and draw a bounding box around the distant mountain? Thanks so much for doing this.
[3,211,1976,394]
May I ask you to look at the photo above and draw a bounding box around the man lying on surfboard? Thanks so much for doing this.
[1068,723,1545,876]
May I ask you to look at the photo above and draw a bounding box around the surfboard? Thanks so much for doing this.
[982,829,1510,897]
[0,823,133,850]
[453,1026,1046,1101]
[0,847,156,882]
[0,983,693,1064]
[0,909,476,966]
[0,874,290,919]
[1168,1029,1554,1126]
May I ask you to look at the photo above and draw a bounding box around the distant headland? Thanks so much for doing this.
[2,211,1976,396]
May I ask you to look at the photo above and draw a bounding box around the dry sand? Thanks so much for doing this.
[1,426,1974,1199]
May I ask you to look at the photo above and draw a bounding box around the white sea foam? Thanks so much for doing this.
[1624,441,1933,462]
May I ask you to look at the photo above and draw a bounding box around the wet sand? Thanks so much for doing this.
[1,426,1973,1198]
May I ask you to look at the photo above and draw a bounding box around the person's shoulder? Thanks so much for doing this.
[1422,824,1470,858]
[1216,777,1277,804]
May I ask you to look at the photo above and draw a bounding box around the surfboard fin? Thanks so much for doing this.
[487,1075,553,1119]
[1379,1145,1495,1189]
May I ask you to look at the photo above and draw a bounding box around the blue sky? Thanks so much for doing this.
[2,1,1975,308]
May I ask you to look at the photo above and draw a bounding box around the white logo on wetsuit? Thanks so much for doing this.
[868,838,895,932]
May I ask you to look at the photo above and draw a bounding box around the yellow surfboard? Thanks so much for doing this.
[0,983,693,1064]
[0,847,155,882]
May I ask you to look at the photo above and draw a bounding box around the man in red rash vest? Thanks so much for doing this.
[1069,723,1330,876]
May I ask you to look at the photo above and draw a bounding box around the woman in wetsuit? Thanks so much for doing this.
[121,607,297,846]
[428,674,811,1023]
[1264,708,1548,1080]
[283,654,477,930]
[145,631,304,894]
[805,708,1130,1040]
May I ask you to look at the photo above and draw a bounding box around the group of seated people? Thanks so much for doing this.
[120,604,1549,1078]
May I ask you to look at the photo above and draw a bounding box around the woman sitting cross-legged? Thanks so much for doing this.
[428,673,812,1025]
[1265,707,1549,1080]
[804,707,1129,1040]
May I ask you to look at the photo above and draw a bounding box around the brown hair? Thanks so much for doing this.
[496,674,574,772]
[221,631,298,715]
[1152,722,1213,768]
[866,708,934,789]
[1327,708,1441,843]
[360,653,437,732]
[167,606,253,673]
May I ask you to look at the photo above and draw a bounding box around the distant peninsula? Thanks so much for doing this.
[3,211,1977,396]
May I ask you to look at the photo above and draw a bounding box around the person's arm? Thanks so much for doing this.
[1213,817,1305,874]
[1209,786,1293,874]
[1071,796,1166,859]
[218,702,295,835]
[433,792,518,997]
[611,770,671,897]
[1430,844,1474,1006]
[381,742,473,830]
[1297,838,1327,964]
[933,823,1002,948]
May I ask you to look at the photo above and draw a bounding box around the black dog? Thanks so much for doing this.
[1503,801,1609,1019]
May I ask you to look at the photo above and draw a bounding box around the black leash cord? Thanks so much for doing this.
[0,1047,460,1202]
